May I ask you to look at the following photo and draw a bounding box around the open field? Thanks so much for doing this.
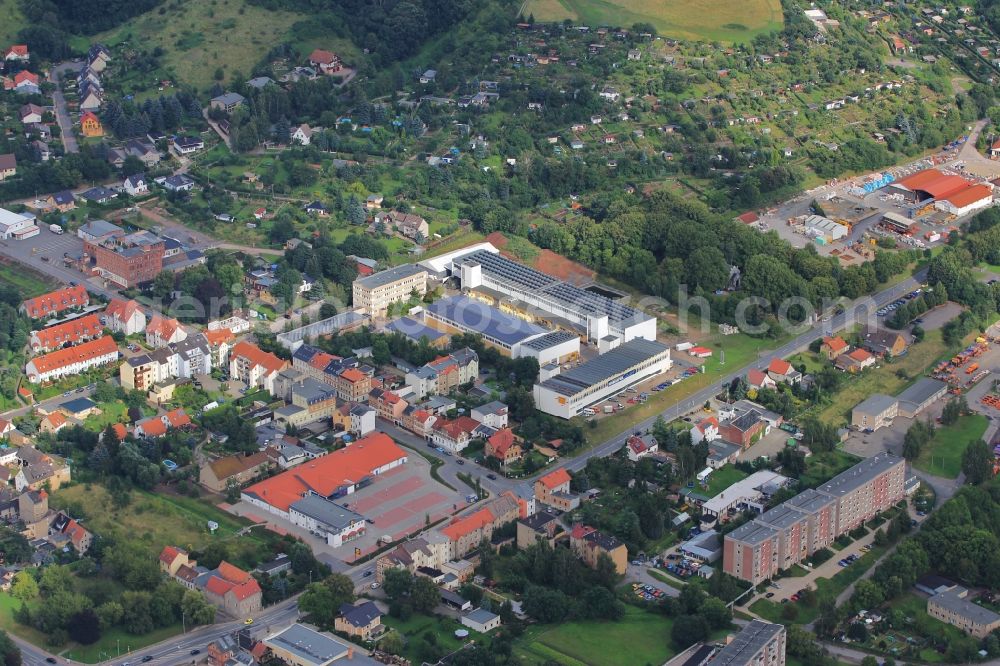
[913,414,989,478]
[0,0,26,47]
[93,0,326,89]
[0,259,62,298]
[522,0,783,43]
[703,465,748,497]
[515,606,676,666]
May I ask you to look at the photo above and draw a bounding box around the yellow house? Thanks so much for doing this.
[81,111,103,138]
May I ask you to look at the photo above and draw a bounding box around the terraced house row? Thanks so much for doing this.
[723,453,906,584]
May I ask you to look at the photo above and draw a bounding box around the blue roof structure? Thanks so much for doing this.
[386,317,448,344]
[425,295,547,347]
[59,397,98,415]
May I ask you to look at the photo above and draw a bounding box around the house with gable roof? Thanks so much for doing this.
[485,428,522,465]
[767,358,801,384]
[534,468,579,511]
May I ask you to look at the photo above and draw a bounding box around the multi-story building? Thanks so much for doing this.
[440,495,519,559]
[21,285,89,319]
[405,348,479,399]
[533,468,580,512]
[352,264,428,317]
[709,619,786,666]
[29,313,104,353]
[229,341,289,395]
[290,344,374,402]
[431,416,482,453]
[119,334,211,391]
[272,371,339,428]
[368,387,407,424]
[375,533,451,583]
[103,298,146,335]
[25,336,119,383]
[84,230,165,287]
[146,314,187,347]
[570,524,628,575]
[724,454,905,584]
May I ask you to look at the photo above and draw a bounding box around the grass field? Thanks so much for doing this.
[0,0,26,47]
[94,0,325,89]
[380,613,482,665]
[515,606,676,666]
[0,259,61,298]
[521,0,783,43]
[703,465,748,497]
[913,414,989,478]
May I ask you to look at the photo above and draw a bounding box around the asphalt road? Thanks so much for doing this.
[50,62,81,155]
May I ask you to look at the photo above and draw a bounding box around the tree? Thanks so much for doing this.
[10,572,37,602]
[961,439,993,484]
[671,614,709,649]
[382,568,413,602]
[941,397,965,425]
[181,591,216,626]
[699,597,731,629]
[410,576,441,613]
[0,630,19,666]
[68,609,101,645]
[380,631,405,655]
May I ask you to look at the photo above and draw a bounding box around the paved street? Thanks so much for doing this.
[50,62,80,154]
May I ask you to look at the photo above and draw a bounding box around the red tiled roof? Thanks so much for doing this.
[432,416,479,440]
[205,576,234,597]
[31,313,103,350]
[217,561,252,584]
[747,368,769,387]
[22,285,89,318]
[768,358,792,375]
[27,336,117,375]
[81,110,100,126]
[159,546,184,565]
[488,428,516,456]
[13,71,38,86]
[339,368,366,383]
[232,341,287,374]
[146,314,181,341]
[309,49,338,65]
[697,416,719,432]
[43,412,67,429]
[538,468,571,489]
[307,350,338,370]
[6,45,27,57]
[737,212,759,224]
[204,328,235,345]
[848,348,873,362]
[894,169,973,199]
[822,336,848,353]
[441,507,494,541]
[111,423,128,440]
[231,579,262,601]
[104,298,140,324]
[243,433,406,511]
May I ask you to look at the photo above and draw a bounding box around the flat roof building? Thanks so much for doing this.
[709,620,786,666]
[928,586,1000,638]
[533,339,671,418]
[264,624,371,666]
[700,470,789,520]
[352,264,428,318]
[897,377,948,417]
[851,393,898,431]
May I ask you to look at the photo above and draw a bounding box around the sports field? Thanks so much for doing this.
[521,0,783,43]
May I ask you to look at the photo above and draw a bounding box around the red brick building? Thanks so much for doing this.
[84,231,164,287]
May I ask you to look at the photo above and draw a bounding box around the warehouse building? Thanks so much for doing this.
[533,339,671,418]
[447,248,656,343]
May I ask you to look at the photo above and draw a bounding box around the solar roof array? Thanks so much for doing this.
[521,330,579,351]
[426,295,547,346]
[539,338,669,396]
[460,250,651,327]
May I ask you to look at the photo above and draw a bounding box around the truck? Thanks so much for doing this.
[675,342,693,352]
[603,405,614,414]
[49,224,63,234]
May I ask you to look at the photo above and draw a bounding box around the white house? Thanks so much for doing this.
[626,434,658,462]
[104,298,146,335]
[123,173,148,196]
[349,404,376,436]
[461,608,501,634]
[471,401,508,429]
[292,124,313,146]
[690,417,720,445]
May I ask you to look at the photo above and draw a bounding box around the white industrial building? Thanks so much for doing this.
[444,248,657,343]
[534,339,671,418]
[0,208,39,240]
[934,184,994,217]
[802,214,848,242]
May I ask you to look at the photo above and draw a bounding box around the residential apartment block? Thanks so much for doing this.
[29,313,104,353]
[21,285,89,319]
[709,620,786,666]
[927,586,1000,638]
[440,494,519,560]
[724,454,905,584]
[291,345,375,402]
[103,298,146,335]
[405,348,479,399]
[119,334,211,392]
[570,524,627,575]
[229,341,289,395]
[352,264,428,317]
[25,336,119,383]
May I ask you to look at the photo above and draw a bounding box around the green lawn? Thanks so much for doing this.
[0,260,61,298]
[702,466,748,497]
[799,450,861,489]
[913,414,989,478]
[522,0,783,43]
[62,624,183,664]
[515,606,677,666]
[380,613,479,665]
[83,401,129,430]
[0,0,26,47]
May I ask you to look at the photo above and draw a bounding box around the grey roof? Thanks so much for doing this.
[854,393,897,416]
[538,339,669,396]
[756,504,807,530]
[426,295,547,346]
[59,397,97,414]
[728,409,761,432]
[386,316,447,343]
[355,263,426,290]
[726,520,780,546]
[264,624,350,666]
[784,488,835,514]
[246,76,274,89]
[472,400,507,416]
[289,494,364,530]
[930,587,1000,626]
[291,377,337,404]
[464,607,499,625]
[710,620,785,665]
[521,330,579,351]
[897,377,948,409]
[520,509,560,531]
[456,249,653,329]
[338,601,380,628]
[212,92,245,106]
[815,453,903,498]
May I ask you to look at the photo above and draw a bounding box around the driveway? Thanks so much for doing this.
[50,62,80,154]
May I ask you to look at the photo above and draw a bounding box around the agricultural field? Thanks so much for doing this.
[521,0,783,42]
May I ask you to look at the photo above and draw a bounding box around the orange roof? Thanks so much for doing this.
[205,576,234,597]
[309,49,338,64]
[136,408,190,437]
[993,139,1000,150]
[217,561,252,584]
[823,336,848,353]
[111,423,128,440]
[164,408,191,428]
[243,433,407,511]
[488,428,516,456]
[137,418,167,437]
[146,314,181,341]
[441,507,495,541]
[204,328,235,345]
[848,348,873,362]
[894,169,972,199]
[6,45,27,57]
[231,341,287,374]
[27,336,117,375]
[231,579,262,601]
[31,313,103,350]
[43,412,67,429]
[411,409,432,424]
[943,183,993,208]
[13,71,38,86]
[339,368,366,383]
[747,368,769,387]
[22,285,89,318]
[104,298,140,324]
[768,358,792,375]
[697,416,719,432]
[433,416,479,440]
[307,350,338,370]
[81,110,100,125]
[538,468,571,490]
[159,545,184,565]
